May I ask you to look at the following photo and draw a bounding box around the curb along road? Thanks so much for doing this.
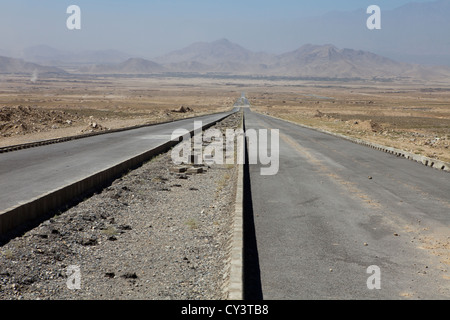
[228,110,245,300]
[0,109,237,155]
[0,110,238,238]
[258,111,450,173]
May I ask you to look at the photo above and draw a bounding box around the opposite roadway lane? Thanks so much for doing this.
[244,107,450,299]
[0,108,238,232]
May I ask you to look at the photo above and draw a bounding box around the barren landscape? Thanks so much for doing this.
[1,71,449,300]
[1,74,449,166]
[246,81,450,164]
[0,74,237,147]
[1,0,450,304]
[0,113,241,300]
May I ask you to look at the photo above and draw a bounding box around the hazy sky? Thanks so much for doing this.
[0,0,444,58]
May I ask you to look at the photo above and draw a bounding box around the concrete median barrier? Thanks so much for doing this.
[0,111,237,237]
[228,111,245,300]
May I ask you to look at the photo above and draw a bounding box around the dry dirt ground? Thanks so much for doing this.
[0,74,245,300]
[1,73,449,300]
[3,74,448,165]
[246,81,450,163]
[0,112,241,300]
[0,74,239,147]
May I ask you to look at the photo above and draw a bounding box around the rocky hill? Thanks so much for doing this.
[79,58,166,74]
[72,38,450,80]
[0,56,66,74]
[153,40,450,79]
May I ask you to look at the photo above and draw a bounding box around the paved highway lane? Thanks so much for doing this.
[244,108,450,299]
[0,109,237,216]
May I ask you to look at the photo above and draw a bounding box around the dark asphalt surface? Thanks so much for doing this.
[0,109,237,214]
[244,108,450,300]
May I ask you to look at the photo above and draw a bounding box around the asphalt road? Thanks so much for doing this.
[0,109,237,215]
[244,108,450,300]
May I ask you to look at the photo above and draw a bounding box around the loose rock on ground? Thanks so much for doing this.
[0,113,241,300]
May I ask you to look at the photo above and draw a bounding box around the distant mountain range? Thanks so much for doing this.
[79,39,450,80]
[154,39,275,66]
[299,0,450,66]
[1,39,450,80]
[0,56,66,75]
[21,45,133,67]
[1,0,449,79]
[79,58,167,74]
[266,43,449,79]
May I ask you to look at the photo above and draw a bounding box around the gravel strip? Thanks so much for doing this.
[0,113,241,300]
